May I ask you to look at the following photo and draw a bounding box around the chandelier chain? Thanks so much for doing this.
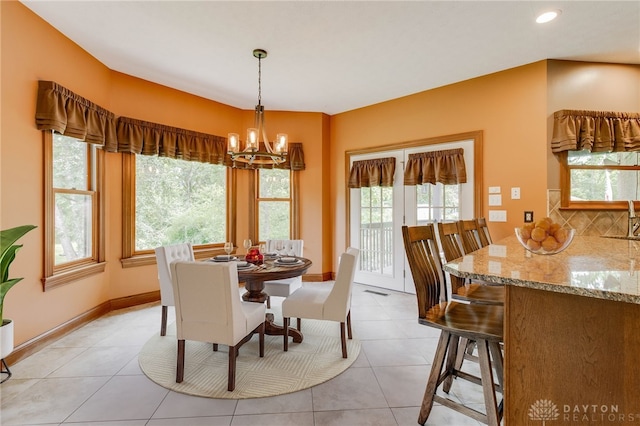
[257,54,262,106]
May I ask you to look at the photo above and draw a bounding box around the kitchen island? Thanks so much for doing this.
[443,235,640,426]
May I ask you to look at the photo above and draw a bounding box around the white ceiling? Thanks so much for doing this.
[21,1,640,115]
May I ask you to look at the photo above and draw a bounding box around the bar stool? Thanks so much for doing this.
[402,224,504,426]
[437,221,503,305]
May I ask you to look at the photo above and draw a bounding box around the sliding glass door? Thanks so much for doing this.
[349,137,478,294]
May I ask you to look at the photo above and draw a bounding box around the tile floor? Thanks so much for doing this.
[0,283,498,426]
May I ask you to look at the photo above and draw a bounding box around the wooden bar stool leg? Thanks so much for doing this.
[419,331,451,425]
[443,334,460,393]
[477,339,500,426]
[489,341,504,393]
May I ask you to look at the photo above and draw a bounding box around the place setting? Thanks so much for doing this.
[273,256,303,267]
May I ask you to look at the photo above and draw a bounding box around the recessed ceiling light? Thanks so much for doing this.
[536,10,561,24]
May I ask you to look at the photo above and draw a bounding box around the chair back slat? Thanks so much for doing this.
[457,220,483,253]
[402,224,446,319]
[476,217,492,246]
[435,222,466,294]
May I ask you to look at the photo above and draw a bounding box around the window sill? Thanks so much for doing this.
[120,248,228,268]
[560,201,636,211]
[42,262,107,291]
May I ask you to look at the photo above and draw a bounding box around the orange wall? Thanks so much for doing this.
[330,61,549,259]
[1,1,114,344]
[0,2,328,346]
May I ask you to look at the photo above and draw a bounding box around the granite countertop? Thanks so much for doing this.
[443,235,640,304]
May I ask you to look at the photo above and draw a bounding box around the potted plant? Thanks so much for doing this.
[1,225,37,382]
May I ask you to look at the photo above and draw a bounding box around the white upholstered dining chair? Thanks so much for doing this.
[263,239,304,308]
[282,248,359,358]
[170,260,265,391]
[154,243,195,336]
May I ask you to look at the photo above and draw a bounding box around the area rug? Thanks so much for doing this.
[138,306,361,399]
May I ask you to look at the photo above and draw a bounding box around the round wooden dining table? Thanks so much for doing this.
[237,256,312,343]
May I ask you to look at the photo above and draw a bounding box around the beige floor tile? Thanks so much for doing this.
[314,407,398,425]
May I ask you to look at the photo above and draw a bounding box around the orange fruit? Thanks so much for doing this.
[530,227,547,242]
[535,219,551,231]
[520,226,531,240]
[554,227,569,244]
[527,239,541,250]
[541,236,559,251]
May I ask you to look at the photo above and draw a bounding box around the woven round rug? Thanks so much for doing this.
[138,307,360,399]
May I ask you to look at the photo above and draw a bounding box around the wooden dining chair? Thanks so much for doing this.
[402,224,504,426]
[436,222,503,305]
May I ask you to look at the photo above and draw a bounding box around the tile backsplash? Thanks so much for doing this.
[547,190,629,236]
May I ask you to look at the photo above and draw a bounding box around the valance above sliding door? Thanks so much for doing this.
[348,157,396,188]
[35,80,117,147]
[404,148,467,185]
[551,109,640,153]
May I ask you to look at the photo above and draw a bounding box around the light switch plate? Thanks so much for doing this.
[511,187,521,199]
[488,186,501,194]
[488,194,502,206]
[488,210,507,222]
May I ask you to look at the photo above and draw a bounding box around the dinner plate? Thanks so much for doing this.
[236,262,256,270]
[275,258,303,266]
[211,255,237,262]
[278,257,298,263]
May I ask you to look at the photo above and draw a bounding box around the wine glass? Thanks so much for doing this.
[259,243,266,254]
[275,240,284,257]
[243,239,252,253]
[223,242,233,260]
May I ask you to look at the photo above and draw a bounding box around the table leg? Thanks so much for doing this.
[242,280,304,343]
[242,280,268,303]
[265,313,303,343]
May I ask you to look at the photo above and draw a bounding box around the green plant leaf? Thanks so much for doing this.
[0,225,37,322]
[0,277,23,320]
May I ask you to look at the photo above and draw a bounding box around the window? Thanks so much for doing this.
[123,154,229,262]
[256,169,292,242]
[44,131,105,289]
[561,151,640,208]
[416,183,461,224]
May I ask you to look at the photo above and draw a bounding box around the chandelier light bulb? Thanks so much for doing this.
[536,10,561,24]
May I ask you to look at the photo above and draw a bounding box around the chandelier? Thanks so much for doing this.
[228,49,288,166]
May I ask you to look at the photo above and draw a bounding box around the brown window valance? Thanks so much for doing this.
[35,80,117,147]
[551,109,640,153]
[34,80,305,170]
[348,157,396,188]
[115,116,229,165]
[404,148,467,185]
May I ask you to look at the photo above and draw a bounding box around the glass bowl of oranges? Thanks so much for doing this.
[515,218,574,255]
